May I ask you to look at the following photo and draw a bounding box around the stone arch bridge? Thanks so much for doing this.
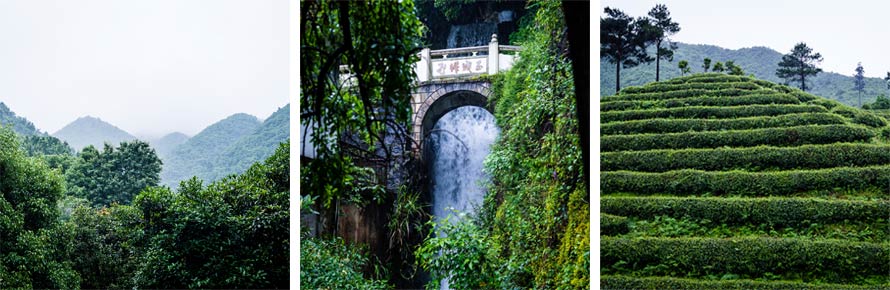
[409,34,520,155]
[301,34,520,159]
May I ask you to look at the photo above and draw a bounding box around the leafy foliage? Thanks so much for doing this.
[67,141,162,207]
[300,0,422,211]
[0,127,80,289]
[301,235,391,289]
[20,134,74,156]
[601,6,653,91]
[131,142,289,288]
[777,42,824,91]
[417,1,588,288]
[644,4,680,81]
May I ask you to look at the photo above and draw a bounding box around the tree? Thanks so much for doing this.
[67,141,162,206]
[726,60,744,76]
[601,7,653,92]
[702,58,711,72]
[854,62,866,107]
[713,61,724,73]
[132,142,289,289]
[776,42,823,91]
[645,4,680,82]
[868,94,890,109]
[678,60,690,75]
[0,127,80,289]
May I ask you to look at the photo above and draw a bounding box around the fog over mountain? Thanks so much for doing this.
[0,0,287,137]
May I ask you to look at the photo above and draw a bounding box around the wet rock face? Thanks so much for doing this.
[446,23,497,48]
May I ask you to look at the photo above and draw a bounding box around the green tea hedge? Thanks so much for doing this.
[601,237,890,283]
[601,275,882,290]
[601,94,800,112]
[600,113,846,135]
[602,88,778,102]
[601,165,890,196]
[601,214,630,236]
[619,81,762,94]
[601,125,874,152]
[602,104,826,123]
[602,143,890,172]
[600,196,890,226]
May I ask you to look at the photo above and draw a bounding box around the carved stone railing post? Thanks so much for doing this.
[418,48,431,82]
[488,34,499,75]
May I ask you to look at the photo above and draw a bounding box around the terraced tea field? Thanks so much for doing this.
[600,73,890,289]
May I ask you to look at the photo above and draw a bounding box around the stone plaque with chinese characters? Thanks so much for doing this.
[431,57,487,78]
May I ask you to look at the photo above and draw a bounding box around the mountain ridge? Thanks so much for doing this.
[601,42,890,107]
[53,116,137,151]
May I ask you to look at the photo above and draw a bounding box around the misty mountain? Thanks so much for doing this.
[53,116,137,151]
[150,132,190,160]
[160,113,263,187]
[601,42,890,107]
[0,102,41,136]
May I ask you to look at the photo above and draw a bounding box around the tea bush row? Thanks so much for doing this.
[602,143,890,172]
[601,237,890,284]
[601,275,880,290]
[601,113,846,135]
[601,124,874,152]
[602,104,826,123]
[600,196,889,227]
[601,165,890,196]
[619,81,762,95]
[602,88,778,102]
[601,94,800,112]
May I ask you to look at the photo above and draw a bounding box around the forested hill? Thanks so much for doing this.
[217,104,290,176]
[53,116,137,151]
[0,102,41,136]
[601,42,890,107]
[160,105,289,188]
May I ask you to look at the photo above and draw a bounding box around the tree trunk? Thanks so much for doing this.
[655,41,661,82]
[616,61,621,93]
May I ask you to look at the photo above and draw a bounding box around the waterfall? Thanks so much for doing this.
[425,106,499,290]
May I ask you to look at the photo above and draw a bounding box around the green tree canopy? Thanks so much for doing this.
[645,4,680,82]
[0,127,79,289]
[776,42,823,91]
[601,7,653,92]
[300,0,423,212]
[854,62,866,107]
[67,140,162,206]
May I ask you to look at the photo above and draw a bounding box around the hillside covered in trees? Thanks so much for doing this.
[0,101,289,288]
[600,73,890,289]
[160,104,289,187]
[601,42,890,107]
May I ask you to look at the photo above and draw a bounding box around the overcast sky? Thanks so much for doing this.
[600,0,889,78]
[0,0,288,138]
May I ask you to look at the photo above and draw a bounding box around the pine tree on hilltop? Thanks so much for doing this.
[776,42,823,91]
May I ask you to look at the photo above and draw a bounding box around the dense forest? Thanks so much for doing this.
[600,42,890,107]
[0,102,289,288]
[300,0,587,288]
